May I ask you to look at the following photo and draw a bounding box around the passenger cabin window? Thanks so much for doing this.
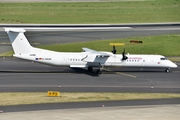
[160,58,167,60]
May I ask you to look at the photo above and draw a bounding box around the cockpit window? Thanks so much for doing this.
[160,58,167,60]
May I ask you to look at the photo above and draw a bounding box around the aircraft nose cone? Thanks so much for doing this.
[170,62,177,68]
[174,63,177,68]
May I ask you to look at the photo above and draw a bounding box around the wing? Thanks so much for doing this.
[82,48,111,62]
[82,48,110,57]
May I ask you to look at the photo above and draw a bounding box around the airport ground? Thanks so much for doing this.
[0,57,180,120]
[0,24,180,119]
[0,0,180,119]
[0,105,180,120]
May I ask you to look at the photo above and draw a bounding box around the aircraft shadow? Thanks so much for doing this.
[107,67,167,73]
[70,67,99,77]
[0,68,100,77]
[0,67,169,75]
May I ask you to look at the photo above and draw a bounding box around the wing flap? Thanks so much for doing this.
[70,65,87,68]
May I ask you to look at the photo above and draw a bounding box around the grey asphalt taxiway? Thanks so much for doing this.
[1,105,179,120]
[0,57,180,93]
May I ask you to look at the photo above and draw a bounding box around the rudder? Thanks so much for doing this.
[5,28,34,55]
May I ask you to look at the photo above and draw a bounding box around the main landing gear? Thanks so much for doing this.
[96,69,101,75]
[88,66,103,75]
[88,67,93,72]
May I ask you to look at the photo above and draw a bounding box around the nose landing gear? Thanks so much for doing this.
[165,68,170,73]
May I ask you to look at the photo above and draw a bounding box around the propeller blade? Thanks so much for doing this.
[122,48,128,60]
[111,46,116,54]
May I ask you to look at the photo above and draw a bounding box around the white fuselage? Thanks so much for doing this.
[13,48,177,69]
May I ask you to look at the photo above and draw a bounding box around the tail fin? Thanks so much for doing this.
[5,28,34,55]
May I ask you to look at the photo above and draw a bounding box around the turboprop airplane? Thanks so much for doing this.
[5,28,177,74]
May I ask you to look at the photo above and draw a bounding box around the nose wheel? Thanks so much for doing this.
[165,68,170,73]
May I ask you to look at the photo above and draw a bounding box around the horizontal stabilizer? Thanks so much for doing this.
[4,28,26,33]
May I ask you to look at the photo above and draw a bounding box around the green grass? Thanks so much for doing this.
[0,92,180,106]
[0,0,179,23]
[0,51,14,56]
[168,57,180,62]
[1,34,180,57]
[38,34,180,56]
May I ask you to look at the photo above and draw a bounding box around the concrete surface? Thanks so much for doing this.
[1,104,180,120]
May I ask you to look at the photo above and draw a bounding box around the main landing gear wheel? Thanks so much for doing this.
[165,68,170,73]
[96,69,101,75]
[88,67,93,72]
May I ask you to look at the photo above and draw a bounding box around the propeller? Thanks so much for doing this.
[122,48,128,60]
[111,45,116,54]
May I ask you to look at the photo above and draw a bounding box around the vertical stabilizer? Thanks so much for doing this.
[5,28,34,54]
